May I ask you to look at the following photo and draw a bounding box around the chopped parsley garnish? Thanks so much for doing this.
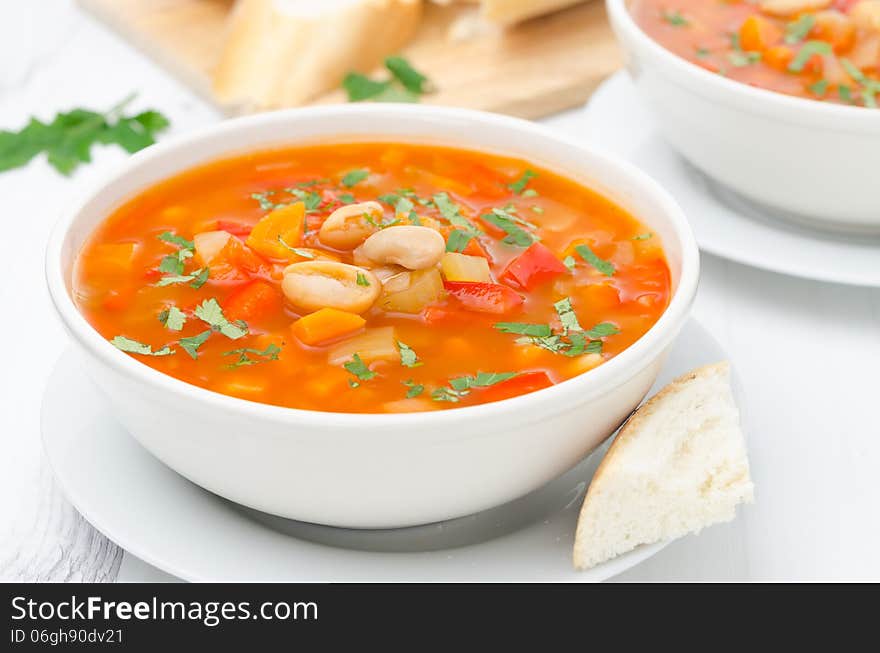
[223,343,281,368]
[158,305,186,331]
[356,271,371,287]
[508,169,537,194]
[0,94,169,177]
[808,79,829,97]
[695,47,710,58]
[288,188,323,212]
[111,335,174,357]
[158,231,194,250]
[482,208,537,247]
[341,168,369,187]
[433,192,482,236]
[585,322,621,339]
[343,56,433,103]
[562,255,576,271]
[397,341,422,368]
[156,267,209,289]
[250,191,279,210]
[662,10,689,27]
[431,371,519,402]
[344,353,376,381]
[632,233,653,241]
[494,322,553,337]
[574,244,615,276]
[554,297,583,333]
[446,229,475,253]
[403,379,425,398]
[338,192,356,204]
[158,248,193,275]
[785,14,815,45]
[728,32,761,67]
[394,196,414,216]
[788,41,832,73]
[193,298,248,339]
[839,85,853,103]
[278,236,315,258]
[179,330,212,360]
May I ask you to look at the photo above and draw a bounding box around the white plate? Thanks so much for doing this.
[586,73,880,288]
[42,319,730,582]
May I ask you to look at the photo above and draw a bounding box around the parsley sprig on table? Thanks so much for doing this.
[343,56,434,103]
[0,94,169,176]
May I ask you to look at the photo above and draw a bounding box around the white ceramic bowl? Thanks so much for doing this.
[46,104,698,528]
[608,0,880,235]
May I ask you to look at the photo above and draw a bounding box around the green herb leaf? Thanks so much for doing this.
[482,208,537,247]
[223,343,281,368]
[585,322,620,339]
[0,95,169,176]
[808,79,829,97]
[156,267,208,287]
[193,298,247,339]
[342,73,393,101]
[662,10,689,27]
[158,231,194,251]
[111,335,174,357]
[278,236,315,259]
[788,41,832,73]
[785,14,815,45]
[397,341,422,368]
[494,322,553,337]
[158,306,187,331]
[431,371,518,402]
[344,353,376,381]
[385,56,431,94]
[403,379,425,398]
[433,192,482,235]
[179,329,212,360]
[342,168,369,187]
[632,233,653,241]
[562,255,576,271]
[446,229,475,253]
[508,169,537,194]
[554,297,583,333]
[356,271,371,287]
[574,244,615,276]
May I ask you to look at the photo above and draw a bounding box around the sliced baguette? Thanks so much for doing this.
[573,361,754,571]
[213,0,422,112]
[481,0,587,25]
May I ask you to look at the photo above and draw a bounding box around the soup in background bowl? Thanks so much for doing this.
[47,105,698,527]
[608,0,880,234]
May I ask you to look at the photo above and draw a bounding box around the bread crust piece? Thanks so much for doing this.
[573,361,754,570]
[481,0,586,25]
[213,0,422,112]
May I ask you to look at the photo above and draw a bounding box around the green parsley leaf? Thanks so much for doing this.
[278,236,315,258]
[494,322,553,337]
[403,379,425,398]
[575,244,615,276]
[251,190,279,210]
[554,297,583,333]
[508,169,537,194]
[662,10,689,27]
[179,330,212,360]
[343,57,433,103]
[431,387,464,402]
[788,41,832,73]
[342,73,393,101]
[839,85,853,103]
[0,95,170,176]
[563,255,576,271]
[344,353,376,381]
[785,14,815,45]
[156,267,209,288]
[431,371,518,402]
[158,231,194,251]
[356,271,371,287]
[394,196,414,216]
[446,229,475,253]
[223,343,281,368]
[695,47,711,58]
[158,305,186,331]
[189,267,210,289]
[585,322,620,339]
[385,56,431,94]
[342,168,369,187]
[111,335,174,357]
[632,233,653,241]
[338,192,356,204]
[808,79,829,97]
[482,208,537,247]
[433,192,482,235]
[397,341,422,368]
[193,298,247,339]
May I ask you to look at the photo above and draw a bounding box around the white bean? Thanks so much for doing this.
[318,201,384,250]
[760,0,832,17]
[282,261,380,314]
[360,225,446,270]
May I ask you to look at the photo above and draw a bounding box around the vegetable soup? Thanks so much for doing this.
[631,0,880,108]
[73,143,671,413]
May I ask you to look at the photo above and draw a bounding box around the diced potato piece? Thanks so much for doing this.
[383,398,440,413]
[760,0,831,18]
[567,353,604,375]
[246,202,305,260]
[91,243,138,276]
[852,1,880,33]
[291,308,366,346]
[379,268,444,313]
[328,326,398,365]
[194,230,232,266]
[441,252,491,283]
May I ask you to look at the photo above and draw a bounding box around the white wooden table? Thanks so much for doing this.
[2,1,878,583]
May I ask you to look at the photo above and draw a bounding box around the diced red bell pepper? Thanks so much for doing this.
[216,220,253,237]
[223,280,282,325]
[499,242,567,290]
[478,371,554,404]
[443,281,524,314]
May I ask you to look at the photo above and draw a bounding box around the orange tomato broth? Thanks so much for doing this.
[73,142,670,414]
[631,0,880,108]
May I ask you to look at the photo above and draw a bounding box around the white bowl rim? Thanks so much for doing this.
[607,0,880,129]
[46,102,699,429]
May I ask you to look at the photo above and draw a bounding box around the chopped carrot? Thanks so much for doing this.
[291,308,366,346]
[223,280,282,324]
[245,202,306,260]
[764,45,795,71]
[739,15,782,52]
[91,243,138,276]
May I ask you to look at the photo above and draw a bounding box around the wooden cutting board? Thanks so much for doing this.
[78,0,622,119]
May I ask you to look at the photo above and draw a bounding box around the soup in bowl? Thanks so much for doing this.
[608,0,880,233]
[48,105,698,527]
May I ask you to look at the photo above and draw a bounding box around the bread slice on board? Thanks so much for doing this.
[481,0,587,24]
[573,361,754,571]
[213,0,422,112]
